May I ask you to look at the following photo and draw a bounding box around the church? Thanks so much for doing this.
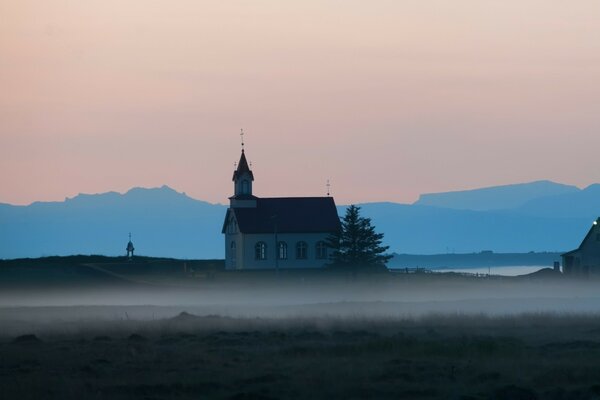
[221,144,341,270]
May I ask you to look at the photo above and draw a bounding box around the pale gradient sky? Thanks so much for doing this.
[1,1,599,205]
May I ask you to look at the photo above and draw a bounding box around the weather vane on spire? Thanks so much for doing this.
[326,179,331,197]
[240,128,245,150]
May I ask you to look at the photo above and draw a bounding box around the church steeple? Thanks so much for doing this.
[230,130,256,207]
[232,149,254,197]
[232,150,254,184]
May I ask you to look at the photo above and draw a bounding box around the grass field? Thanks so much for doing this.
[2,256,600,399]
[3,311,600,399]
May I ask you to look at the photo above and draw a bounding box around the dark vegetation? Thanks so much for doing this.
[0,255,568,292]
[0,256,224,288]
[327,205,392,271]
[3,311,600,399]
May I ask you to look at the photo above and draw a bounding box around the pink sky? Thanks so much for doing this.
[1,1,599,205]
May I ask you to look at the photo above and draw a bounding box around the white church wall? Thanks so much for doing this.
[236,232,332,270]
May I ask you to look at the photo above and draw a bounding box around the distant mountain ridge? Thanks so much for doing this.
[1,181,598,259]
[515,184,600,218]
[414,180,580,211]
[0,186,227,259]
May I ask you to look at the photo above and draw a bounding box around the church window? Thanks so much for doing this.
[229,242,237,267]
[255,242,267,260]
[296,241,307,259]
[316,241,327,259]
[228,217,237,234]
[278,242,288,260]
[241,180,249,195]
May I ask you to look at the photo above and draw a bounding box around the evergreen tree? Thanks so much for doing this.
[327,205,392,271]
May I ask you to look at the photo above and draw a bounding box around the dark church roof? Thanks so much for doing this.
[232,150,254,181]
[222,197,341,234]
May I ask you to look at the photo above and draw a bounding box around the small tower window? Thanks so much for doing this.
[255,242,267,260]
[278,242,288,260]
[296,241,307,259]
[316,241,327,259]
[241,180,249,195]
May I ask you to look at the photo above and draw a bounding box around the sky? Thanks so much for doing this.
[1,1,599,206]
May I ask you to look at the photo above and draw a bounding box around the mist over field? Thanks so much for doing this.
[3,273,600,399]
[0,239,596,400]
[2,273,600,334]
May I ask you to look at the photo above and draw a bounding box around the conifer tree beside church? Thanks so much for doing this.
[327,205,392,271]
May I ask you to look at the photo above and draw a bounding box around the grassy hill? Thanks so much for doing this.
[0,256,224,288]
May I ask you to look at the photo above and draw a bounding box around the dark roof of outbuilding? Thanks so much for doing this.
[232,150,254,181]
[222,197,341,234]
[561,217,600,257]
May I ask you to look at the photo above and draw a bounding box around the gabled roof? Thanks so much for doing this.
[228,194,258,201]
[232,150,254,181]
[561,218,600,257]
[222,197,341,234]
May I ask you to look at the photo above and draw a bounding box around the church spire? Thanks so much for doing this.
[232,130,254,198]
[233,149,253,181]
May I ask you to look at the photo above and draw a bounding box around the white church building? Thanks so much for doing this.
[222,146,341,270]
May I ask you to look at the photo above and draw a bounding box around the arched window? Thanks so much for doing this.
[255,242,267,260]
[316,241,327,259]
[228,217,237,234]
[278,242,288,260]
[241,180,249,195]
[296,241,307,259]
[230,241,237,265]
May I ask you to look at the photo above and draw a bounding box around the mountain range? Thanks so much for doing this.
[1,180,598,259]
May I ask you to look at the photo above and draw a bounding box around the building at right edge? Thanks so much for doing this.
[562,217,600,275]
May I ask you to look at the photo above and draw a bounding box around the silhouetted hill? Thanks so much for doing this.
[0,186,226,259]
[0,255,224,288]
[414,180,579,211]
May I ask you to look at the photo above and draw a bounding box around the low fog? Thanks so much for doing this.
[2,276,600,338]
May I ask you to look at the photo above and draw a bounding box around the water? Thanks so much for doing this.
[432,265,549,276]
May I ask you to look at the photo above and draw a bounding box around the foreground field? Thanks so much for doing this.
[3,311,600,400]
[2,257,600,399]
